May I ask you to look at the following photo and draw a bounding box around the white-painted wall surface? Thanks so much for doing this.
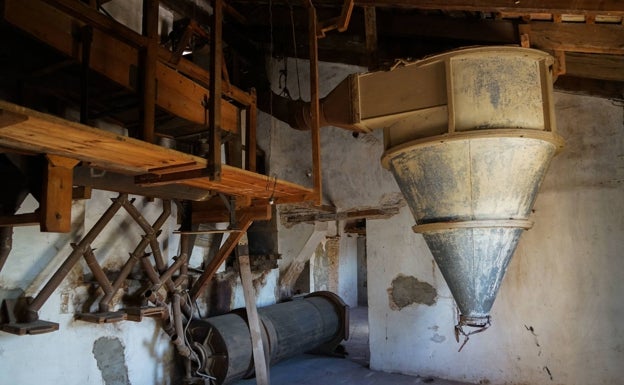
[337,233,358,308]
[367,93,624,385]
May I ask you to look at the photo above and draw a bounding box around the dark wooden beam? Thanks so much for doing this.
[231,0,624,15]
[555,76,624,100]
[564,52,624,82]
[521,22,624,55]
[280,206,400,225]
[354,0,624,15]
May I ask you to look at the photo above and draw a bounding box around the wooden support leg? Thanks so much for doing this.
[238,241,270,385]
[41,155,79,233]
[245,88,257,172]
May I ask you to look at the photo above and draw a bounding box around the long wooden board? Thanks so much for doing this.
[0,101,312,201]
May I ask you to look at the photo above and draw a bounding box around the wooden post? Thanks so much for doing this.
[245,88,257,172]
[41,155,79,233]
[307,1,322,206]
[141,0,159,143]
[208,0,223,180]
[364,6,378,70]
[238,241,270,385]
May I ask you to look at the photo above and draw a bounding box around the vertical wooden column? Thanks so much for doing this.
[238,237,270,385]
[245,88,257,172]
[41,155,80,233]
[307,1,322,206]
[208,0,223,180]
[141,0,159,143]
[364,6,378,71]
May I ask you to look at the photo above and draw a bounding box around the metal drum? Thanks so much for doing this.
[187,291,348,384]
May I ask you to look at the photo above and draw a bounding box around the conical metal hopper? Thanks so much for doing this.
[377,47,565,329]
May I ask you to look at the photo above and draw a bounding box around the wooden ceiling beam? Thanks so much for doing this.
[564,52,624,82]
[520,22,624,55]
[230,0,624,15]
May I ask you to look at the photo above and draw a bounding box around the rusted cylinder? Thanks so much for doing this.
[187,291,348,385]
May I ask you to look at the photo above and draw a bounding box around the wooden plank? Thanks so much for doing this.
[524,22,624,55]
[189,214,254,300]
[564,52,624,82]
[238,251,270,385]
[3,0,241,133]
[245,89,257,172]
[353,0,624,15]
[231,0,624,15]
[41,155,80,232]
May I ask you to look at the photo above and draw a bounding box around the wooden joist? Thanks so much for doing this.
[520,22,624,55]
[352,0,624,15]
[0,101,313,202]
[3,0,243,133]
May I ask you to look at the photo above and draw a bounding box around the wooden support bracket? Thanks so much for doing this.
[318,0,354,38]
[41,155,80,233]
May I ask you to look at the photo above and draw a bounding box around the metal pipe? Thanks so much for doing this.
[0,227,13,274]
[83,247,114,297]
[23,194,128,322]
[172,292,193,358]
[140,255,162,286]
[152,254,188,292]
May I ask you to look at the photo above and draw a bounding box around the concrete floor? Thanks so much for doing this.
[236,307,473,385]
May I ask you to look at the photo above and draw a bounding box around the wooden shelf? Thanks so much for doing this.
[0,100,312,202]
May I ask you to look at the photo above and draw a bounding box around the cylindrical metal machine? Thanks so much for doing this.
[187,291,348,384]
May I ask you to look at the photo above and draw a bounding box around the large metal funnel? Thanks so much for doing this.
[377,47,564,328]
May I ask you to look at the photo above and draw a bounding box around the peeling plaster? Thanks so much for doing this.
[388,275,437,310]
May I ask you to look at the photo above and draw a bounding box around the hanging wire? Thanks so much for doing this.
[267,0,276,171]
[288,0,303,99]
[453,311,492,352]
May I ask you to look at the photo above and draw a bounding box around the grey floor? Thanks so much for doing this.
[236,307,473,385]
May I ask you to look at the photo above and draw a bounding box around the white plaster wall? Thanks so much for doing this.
[337,232,358,308]
[0,190,180,385]
[366,93,624,385]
